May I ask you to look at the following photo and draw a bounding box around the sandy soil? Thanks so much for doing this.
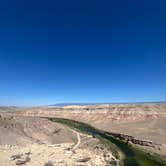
[0,143,111,166]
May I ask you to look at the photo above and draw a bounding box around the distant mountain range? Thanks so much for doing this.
[0,101,166,108]
[49,101,166,107]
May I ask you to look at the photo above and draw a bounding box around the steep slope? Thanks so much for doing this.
[0,115,77,145]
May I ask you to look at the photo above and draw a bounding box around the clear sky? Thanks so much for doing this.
[0,0,166,106]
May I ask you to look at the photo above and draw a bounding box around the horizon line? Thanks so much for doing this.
[0,100,166,107]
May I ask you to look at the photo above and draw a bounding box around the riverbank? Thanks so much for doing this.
[47,117,166,166]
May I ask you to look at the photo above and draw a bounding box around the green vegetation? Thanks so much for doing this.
[47,117,166,166]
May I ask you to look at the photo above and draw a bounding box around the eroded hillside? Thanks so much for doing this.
[0,114,117,166]
[3,103,166,156]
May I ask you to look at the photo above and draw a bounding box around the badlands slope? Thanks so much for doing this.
[8,103,166,123]
[0,114,117,166]
[3,103,166,156]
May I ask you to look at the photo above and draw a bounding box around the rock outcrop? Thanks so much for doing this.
[107,132,161,147]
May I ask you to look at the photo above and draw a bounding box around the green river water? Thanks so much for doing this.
[47,117,166,166]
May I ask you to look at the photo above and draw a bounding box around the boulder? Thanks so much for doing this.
[10,153,23,160]
[44,161,54,166]
[77,157,91,162]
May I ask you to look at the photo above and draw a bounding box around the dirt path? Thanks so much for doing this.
[71,130,81,150]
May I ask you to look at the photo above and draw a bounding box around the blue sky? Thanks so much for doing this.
[0,0,166,106]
